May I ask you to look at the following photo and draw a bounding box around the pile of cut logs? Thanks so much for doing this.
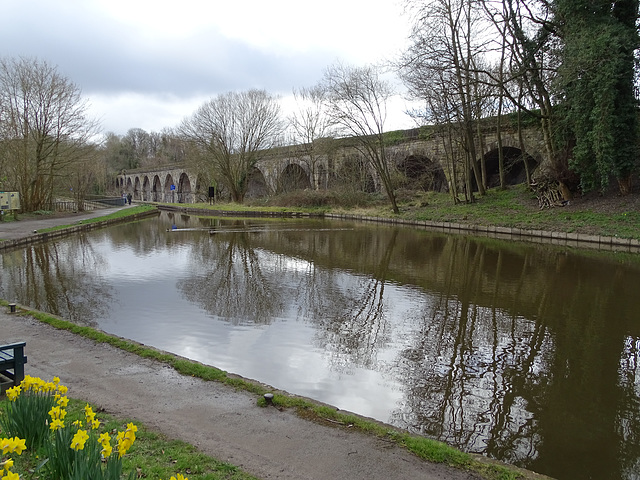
[530,178,570,209]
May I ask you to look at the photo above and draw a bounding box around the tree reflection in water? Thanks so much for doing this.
[0,234,113,326]
[177,221,284,325]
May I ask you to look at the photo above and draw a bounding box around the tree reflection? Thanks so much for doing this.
[309,230,398,373]
[0,236,112,325]
[176,222,284,325]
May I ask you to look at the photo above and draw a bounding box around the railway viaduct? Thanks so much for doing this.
[115,125,547,204]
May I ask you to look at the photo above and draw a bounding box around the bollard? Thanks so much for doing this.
[8,303,16,313]
[263,393,274,405]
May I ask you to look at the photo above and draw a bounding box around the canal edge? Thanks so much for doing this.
[156,204,640,254]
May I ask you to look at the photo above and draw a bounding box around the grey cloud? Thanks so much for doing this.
[2,1,334,100]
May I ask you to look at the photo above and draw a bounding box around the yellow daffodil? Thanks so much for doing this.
[49,405,66,420]
[1,459,13,471]
[91,418,100,430]
[5,386,20,401]
[12,437,26,455]
[57,396,69,407]
[50,418,65,431]
[70,430,89,451]
[101,442,113,458]
[72,419,83,428]
[58,385,68,394]
[99,432,111,445]
[53,376,60,385]
[2,470,19,480]
[0,437,26,456]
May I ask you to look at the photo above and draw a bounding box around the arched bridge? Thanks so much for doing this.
[116,125,548,203]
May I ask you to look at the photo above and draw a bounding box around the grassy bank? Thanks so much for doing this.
[1,301,529,480]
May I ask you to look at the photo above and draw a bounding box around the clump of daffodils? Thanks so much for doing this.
[2,375,188,480]
[45,399,138,479]
[1,375,67,451]
[1,375,139,480]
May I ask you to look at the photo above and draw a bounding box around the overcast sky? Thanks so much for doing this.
[1,0,417,137]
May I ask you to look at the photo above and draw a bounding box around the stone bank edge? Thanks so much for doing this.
[159,205,640,254]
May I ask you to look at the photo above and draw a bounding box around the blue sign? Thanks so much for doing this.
[170,184,176,191]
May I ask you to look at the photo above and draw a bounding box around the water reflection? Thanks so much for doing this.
[2,212,640,480]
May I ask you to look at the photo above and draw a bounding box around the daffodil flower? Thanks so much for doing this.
[50,418,65,431]
[98,432,111,445]
[70,430,89,451]
[0,437,26,456]
[2,470,19,480]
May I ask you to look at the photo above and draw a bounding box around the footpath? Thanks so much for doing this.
[0,208,550,480]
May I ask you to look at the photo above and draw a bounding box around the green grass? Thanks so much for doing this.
[1,300,533,480]
[1,397,257,480]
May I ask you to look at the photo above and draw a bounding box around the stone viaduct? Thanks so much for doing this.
[116,125,547,204]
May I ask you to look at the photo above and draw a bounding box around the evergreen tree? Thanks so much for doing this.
[556,0,639,194]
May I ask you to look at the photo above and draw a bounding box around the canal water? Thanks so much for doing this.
[1,211,639,480]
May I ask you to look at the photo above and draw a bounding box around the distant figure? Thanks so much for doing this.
[126,193,132,205]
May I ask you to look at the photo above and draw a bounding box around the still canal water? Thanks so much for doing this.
[1,211,640,480]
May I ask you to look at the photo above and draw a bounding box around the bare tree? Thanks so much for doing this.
[0,57,99,211]
[400,0,491,201]
[179,89,284,203]
[322,62,400,214]
[289,85,336,190]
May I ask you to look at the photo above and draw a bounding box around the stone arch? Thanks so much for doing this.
[278,163,311,193]
[152,175,162,202]
[328,153,375,193]
[142,176,151,201]
[134,177,142,200]
[246,167,269,198]
[397,154,448,192]
[126,177,134,193]
[482,146,539,188]
[164,174,175,202]
[177,172,192,203]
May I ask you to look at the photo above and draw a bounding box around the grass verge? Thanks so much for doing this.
[0,300,531,480]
